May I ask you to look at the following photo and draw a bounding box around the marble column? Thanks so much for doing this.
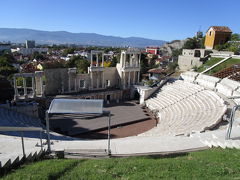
[133,71,136,84]
[32,77,36,98]
[96,54,99,67]
[130,54,133,67]
[128,72,130,88]
[137,71,140,84]
[102,72,104,89]
[97,72,99,89]
[90,53,93,66]
[40,77,43,96]
[75,78,77,92]
[68,74,71,92]
[123,72,125,89]
[13,76,18,100]
[90,72,93,90]
[23,77,27,98]
[102,54,104,67]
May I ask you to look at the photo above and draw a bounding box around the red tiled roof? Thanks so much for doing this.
[209,26,232,33]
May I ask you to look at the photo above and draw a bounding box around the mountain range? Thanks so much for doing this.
[0,28,166,47]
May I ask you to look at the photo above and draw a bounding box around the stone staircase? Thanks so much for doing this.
[192,121,240,150]
[0,148,47,169]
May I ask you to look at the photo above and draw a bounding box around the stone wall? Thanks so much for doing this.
[178,56,203,71]
[104,67,120,88]
[44,68,68,95]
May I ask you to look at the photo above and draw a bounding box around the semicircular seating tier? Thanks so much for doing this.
[181,71,240,105]
[141,80,227,136]
[0,107,44,137]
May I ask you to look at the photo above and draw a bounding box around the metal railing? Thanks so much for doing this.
[226,105,240,139]
[0,126,45,158]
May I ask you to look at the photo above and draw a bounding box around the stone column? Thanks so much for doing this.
[40,76,43,96]
[138,54,141,67]
[13,76,18,100]
[96,54,99,67]
[137,71,140,84]
[32,76,36,98]
[75,78,77,92]
[102,71,104,89]
[61,81,64,94]
[123,72,125,89]
[90,53,93,67]
[133,71,136,85]
[102,54,104,67]
[128,72,130,88]
[97,72,99,89]
[90,72,93,90]
[130,54,133,67]
[23,77,27,98]
[68,74,71,92]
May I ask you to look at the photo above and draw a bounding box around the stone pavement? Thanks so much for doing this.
[51,134,208,156]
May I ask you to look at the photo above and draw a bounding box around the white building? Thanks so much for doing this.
[11,48,48,55]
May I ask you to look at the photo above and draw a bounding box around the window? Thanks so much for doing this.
[79,80,85,88]
[106,80,110,87]
[209,31,212,36]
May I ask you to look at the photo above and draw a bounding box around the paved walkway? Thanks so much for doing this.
[51,134,208,156]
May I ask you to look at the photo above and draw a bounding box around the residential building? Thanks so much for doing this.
[204,26,232,49]
[11,48,48,55]
[146,47,160,55]
[178,49,212,71]
[26,40,35,48]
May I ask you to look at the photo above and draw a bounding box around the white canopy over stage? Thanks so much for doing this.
[48,99,104,114]
[46,99,111,154]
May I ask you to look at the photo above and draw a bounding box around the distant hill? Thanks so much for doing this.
[0,28,166,47]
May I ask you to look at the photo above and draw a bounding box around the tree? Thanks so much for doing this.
[66,55,85,68]
[63,48,76,56]
[140,53,149,77]
[200,36,206,48]
[167,62,178,73]
[172,49,182,61]
[42,60,66,69]
[0,55,18,77]
[110,56,119,67]
[104,61,112,67]
[31,51,45,60]
[76,59,90,74]
[183,37,201,49]
[231,34,240,41]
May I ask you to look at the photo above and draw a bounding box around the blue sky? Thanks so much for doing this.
[0,0,239,41]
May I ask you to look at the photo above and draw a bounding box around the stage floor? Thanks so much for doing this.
[49,101,152,136]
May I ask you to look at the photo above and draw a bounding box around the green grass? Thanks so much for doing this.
[197,57,240,75]
[2,148,240,180]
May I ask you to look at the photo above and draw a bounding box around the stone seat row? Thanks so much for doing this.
[146,81,204,110]
[142,81,227,137]
[0,108,44,138]
[155,92,225,134]
[181,71,240,104]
